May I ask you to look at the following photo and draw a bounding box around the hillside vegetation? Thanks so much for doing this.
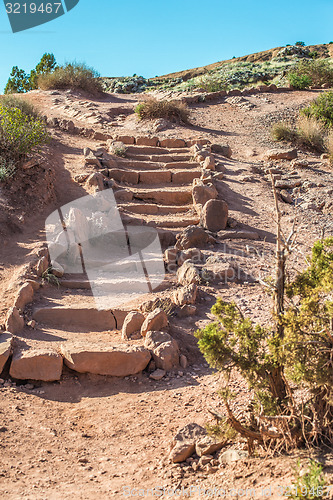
[101,42,333,94]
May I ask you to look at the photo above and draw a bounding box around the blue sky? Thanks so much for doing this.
[0,0,333,92]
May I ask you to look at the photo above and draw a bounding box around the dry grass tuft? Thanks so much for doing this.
[135,97,190,123]
[297,116,325,151]
[271,121,296,142]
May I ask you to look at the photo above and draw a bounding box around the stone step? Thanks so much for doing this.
[145,214,199,228]
[133,186,192,205]
[119,203,192,215]
[113,159,165,170]
[33,306,127,331]
[125,146,190,155]
[126,153,192,162]
[110,168,201,186]
[8,342,151,380]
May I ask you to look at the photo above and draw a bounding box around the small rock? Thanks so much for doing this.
[219,449,248,464]
[180,354,188,369]
[150,369,166,381]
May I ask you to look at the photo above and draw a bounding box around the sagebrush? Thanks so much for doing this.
[38,62,102,94]
[135,98,190,123]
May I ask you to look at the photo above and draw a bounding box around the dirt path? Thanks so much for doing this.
[1,88,333,498]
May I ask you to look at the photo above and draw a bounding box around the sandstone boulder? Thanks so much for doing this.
[61,344,151,376]
[51,261,64,278]
[36,255,49,277]
[14,283,34,311]
[144,330,179,371]
[177,248,203,266]
[173,284,198,306]
[122,311,145,340]
[169,423,207,463]
[196,435,226,457]
[6,307,24,334]
[0,333,13,373]
[200,199,228,232]
[202,155,215,170]
[177,261,201,286]
[141,308,168,337]
[10,348,63,381]
[211,143,232,158]
[266,148,298,160]
[86,172,105,191]
[175,225,214,250]
[192,181,218,211]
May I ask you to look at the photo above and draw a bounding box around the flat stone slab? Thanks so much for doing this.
[10,348,63,381]
[33,307,116,331]
[0,333,13,373]
[61,343,151,376]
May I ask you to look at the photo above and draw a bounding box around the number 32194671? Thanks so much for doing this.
[5,3,62,14]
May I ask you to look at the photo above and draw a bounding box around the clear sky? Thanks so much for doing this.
[0,0,333,92]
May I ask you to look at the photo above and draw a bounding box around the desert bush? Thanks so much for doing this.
[0,95,39,119]
[271,121,296,142]
[287,60,333,89]
[0,103,49,161]
[288,73,312,90]
[38,62,102,94]
[135,98,190,123]
[296,116,325,151]
[196,236,333,449]
[196,73,229,92]
[301,91,333,127]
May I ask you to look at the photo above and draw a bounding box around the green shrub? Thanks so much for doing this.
[196,237,333,447]
[301,91,333,127]
[38,62,102,94]
[295,41,306,47]
[287,60,333,89]
[196,73,229,92]
[288,73,312,89]
[271,121,296,142]
[135,98,190,123]
[0,103,49,161]
[288,460,327,499]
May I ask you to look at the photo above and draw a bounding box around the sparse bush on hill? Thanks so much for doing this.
[301,91,333,127]
[38,62,102,94]
[135,98,190,123]
[0,101,49,166]
[287,60,333,89]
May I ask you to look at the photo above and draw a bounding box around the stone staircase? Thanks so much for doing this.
[110,142,204,239]
[2,136,216,382]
